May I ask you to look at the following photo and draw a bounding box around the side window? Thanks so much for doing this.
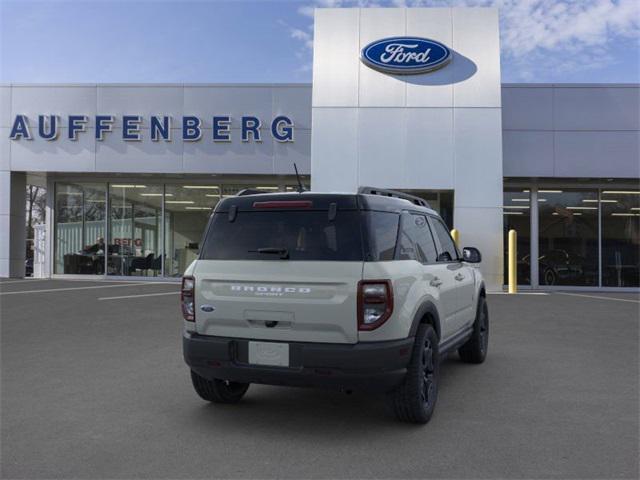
[396,213,438,263]
[430,217,459,262]
[397,217,418,261]
[365,211,400,261]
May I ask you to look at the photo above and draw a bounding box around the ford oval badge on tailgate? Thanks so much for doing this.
[361,36,451,75]
[200,305,215,312]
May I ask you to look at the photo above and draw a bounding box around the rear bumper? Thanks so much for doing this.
[183,331,414,393]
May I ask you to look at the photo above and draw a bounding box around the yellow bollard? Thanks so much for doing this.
[508,229,517,294]
[450,229,460,248]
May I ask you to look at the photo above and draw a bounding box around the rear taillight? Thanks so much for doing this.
[357,280,393,331]
[181,276,195,322]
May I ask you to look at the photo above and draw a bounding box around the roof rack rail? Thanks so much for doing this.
[358,186,431,209]
[236,188,276,196]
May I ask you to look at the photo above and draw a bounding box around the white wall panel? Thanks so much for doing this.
[183,137,274,174]
[97,86,184,129]
[0,128,10,171]
[357,108,406,187]
[95,135,183,173]
[502,87,553,131]
[10,129,96,172]
[273,87,312,130]
[274,130,311,175]
[404,108,454,189]
[452,8,501,108]
[0,170,10,216]
[453,206,503,288]
[11,86,97,127]
[358,8,406,107]
[405,8,453,107]
[502,131,554,177]
[311,108,358,192]
[453,108,503,208]
[312,8,360,107]
[183,86,273,129]
[554,131,640,178]
[553,86,640,131]
[0,172,26,278]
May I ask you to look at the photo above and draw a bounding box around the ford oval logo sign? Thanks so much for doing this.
[361,36,451,75]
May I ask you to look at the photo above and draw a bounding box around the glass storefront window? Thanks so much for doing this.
[54,183,106,274]
[601,190,640,287]
[164,185,220,277]
[503,189,531,285]
[538,189,598,286]
[51,180,638,288]
[54,181,291,277]
[108,184,162,276]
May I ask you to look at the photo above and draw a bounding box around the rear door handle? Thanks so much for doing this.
[454,273,465,281]
[430,277,443,287]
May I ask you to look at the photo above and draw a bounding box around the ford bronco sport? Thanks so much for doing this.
[182,187,488,424]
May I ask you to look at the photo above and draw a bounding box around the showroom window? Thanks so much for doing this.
[164,185,220,277]
[107,184,162,276]
[53,181,293,277]
[503,189,531,285]
[601,189,640,287]
[538,189,599,287]
[54,183,106,274]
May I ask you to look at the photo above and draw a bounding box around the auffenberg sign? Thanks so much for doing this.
[8,114,295,142]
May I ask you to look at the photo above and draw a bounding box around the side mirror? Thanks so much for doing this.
[463,247,482,263]
[437,252,452,262]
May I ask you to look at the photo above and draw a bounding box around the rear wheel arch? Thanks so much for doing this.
[409,302,441,340]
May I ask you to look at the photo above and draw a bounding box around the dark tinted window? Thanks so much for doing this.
[364,211,399,261]
[397,213,438,263]
[201,211,363,261]
[431,218,459,262]
[413,215,438,263]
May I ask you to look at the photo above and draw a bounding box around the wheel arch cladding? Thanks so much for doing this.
[409,302,441,340]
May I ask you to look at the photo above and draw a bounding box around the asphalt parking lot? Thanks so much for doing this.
[1,279,638,479]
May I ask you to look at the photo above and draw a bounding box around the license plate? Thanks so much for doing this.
[248,341,289,367]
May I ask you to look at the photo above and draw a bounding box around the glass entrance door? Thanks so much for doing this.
[107,184,162,276]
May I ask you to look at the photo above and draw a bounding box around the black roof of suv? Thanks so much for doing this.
[214,189,437,216]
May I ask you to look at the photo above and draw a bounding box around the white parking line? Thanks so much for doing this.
[98,291,179,301]
[488,292,549,295]
[0,283,162,296]
[556,292,640,304]
[0,279,52,285]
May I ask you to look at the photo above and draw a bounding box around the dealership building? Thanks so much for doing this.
[1,7,638,290]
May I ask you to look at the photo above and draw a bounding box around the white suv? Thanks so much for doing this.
[182,187,488,424]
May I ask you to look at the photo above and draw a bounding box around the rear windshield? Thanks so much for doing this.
[200,210,364,261]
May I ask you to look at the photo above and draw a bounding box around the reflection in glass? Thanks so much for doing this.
[503,189,531,285]
[54,183,106,274]
[108,184,162,276]
[164,185,220,277]
[602,190,640,287]
[538,189,598,286]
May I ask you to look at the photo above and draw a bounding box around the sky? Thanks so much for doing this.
[1,0,639,84]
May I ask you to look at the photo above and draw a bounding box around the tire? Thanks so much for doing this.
[190,370,249,404]
[458,296,489,364]
[387,324,439,424]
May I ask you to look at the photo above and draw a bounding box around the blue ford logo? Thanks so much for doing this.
[361,36,451,75]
